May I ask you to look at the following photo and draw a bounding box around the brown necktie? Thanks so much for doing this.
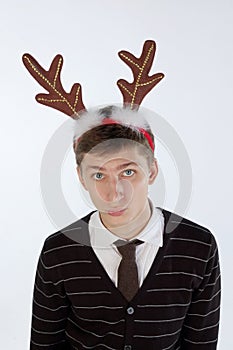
[114,239,144,301]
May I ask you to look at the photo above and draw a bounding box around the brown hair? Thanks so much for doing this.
[73,106,155,167]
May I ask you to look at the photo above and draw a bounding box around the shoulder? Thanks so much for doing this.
[42,210,96,254]
[158,208,220,271]
[159,207,217,248]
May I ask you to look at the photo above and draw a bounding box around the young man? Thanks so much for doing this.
[23,41,221,349]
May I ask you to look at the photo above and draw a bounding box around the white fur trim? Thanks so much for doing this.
[72,106,150,141]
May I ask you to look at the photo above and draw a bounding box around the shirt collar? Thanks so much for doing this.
[88,198,164,249]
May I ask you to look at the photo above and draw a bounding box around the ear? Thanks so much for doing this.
[148,158,158,185]
[76,166,88,191]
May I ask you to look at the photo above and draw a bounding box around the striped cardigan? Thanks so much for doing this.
[30,208,221,350]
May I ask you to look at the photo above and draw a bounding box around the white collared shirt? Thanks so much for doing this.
[88,198,164,287]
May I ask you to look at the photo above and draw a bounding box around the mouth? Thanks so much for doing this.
[107,208,127,216]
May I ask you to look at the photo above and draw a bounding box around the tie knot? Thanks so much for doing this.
[114,239,144,258]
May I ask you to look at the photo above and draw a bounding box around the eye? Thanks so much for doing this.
[123,169,135,177]
[93,172,104,180]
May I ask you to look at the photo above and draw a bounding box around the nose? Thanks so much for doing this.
[105,176,124,202]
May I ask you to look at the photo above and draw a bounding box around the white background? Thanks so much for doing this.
[1,0,232,349]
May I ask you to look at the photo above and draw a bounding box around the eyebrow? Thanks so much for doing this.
[86,162,139,172]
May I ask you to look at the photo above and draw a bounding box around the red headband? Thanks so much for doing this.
[101,118,155,151]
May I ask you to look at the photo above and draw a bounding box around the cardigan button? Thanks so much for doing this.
[124,346,132,350]
[127,307,134,315]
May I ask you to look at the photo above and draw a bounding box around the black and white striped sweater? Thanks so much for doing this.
[30,208,221,350]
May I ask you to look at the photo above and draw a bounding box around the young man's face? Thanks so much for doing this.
[77,146,158,235]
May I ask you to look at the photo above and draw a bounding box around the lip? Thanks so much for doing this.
[107,208,127,216]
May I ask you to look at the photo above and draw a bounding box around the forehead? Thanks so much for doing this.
[81,148,147,171]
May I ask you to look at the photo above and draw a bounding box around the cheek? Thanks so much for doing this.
[92,183,105,201]
[132,178,148,196]
[133,175,148,187]
[83,181,108,203]
[82,179,97,198]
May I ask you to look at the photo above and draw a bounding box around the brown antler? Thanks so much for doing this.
[117,40,164,109]
[22,54,86,118]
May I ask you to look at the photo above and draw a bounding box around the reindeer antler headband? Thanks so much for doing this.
[22,40,164,151]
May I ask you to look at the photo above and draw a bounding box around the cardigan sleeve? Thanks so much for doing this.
[180,233,221,349]
[30,240,71,350]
